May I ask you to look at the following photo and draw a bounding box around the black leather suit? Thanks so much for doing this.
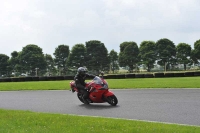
[74,73,95,100]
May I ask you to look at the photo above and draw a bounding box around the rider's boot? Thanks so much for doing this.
[82,96,90,104]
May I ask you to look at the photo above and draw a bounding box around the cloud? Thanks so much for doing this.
[0,0,200,57]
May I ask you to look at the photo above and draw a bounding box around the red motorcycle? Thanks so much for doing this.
[70,75,118,106]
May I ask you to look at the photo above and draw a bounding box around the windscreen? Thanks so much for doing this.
[92,76,108,88]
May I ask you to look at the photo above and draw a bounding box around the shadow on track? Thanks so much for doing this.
[78,103,120,110]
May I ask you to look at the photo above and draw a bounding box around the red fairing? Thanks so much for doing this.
[103,90,114,97]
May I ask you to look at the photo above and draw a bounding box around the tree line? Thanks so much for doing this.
[0,38,200,77]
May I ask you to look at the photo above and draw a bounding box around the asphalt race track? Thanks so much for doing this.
[0,89,200,126]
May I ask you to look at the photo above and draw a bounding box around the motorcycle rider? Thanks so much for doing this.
[74,67,95,104]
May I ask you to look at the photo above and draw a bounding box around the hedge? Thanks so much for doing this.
[184,72,194,77]
[64,76,74,80]
[174,73,185,77]
[194,71,200,76]
[11,78,19,82]
[0,71,200,82]
[56,76,65,80]
[18,77,26,82]
[47,76,57,81]
[0,78,11,82]
[154,73,164,78]
[135,74,144,78]
[32,77,39,81]
[106,75,117,79]
[39,76,47,81]
[125,74,135,78]
[25,77,33,81]
[144,74,154,78]
[116,74,126,79]
[164,73,174,77]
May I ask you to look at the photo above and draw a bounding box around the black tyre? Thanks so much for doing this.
[77,93,84,103]
[107,95,118,106]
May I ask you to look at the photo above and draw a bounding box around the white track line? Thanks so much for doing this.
[65,113,200,127]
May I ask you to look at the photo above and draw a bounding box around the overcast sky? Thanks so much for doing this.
[1,0,200,57]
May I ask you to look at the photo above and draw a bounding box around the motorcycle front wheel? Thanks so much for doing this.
[77,93,84,103]
[107,95,118,106]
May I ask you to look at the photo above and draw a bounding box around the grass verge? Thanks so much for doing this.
[0,77,200,91]
[0,109,200,133]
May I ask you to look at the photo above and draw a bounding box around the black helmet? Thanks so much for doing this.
[77,67,87,76]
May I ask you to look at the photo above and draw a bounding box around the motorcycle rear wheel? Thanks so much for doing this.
[107,95,118,106]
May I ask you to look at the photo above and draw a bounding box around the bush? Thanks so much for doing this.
[154,73,164,78]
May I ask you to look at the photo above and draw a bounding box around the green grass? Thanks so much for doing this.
[0,109,199,133]
[1,78,200,132]
[0,77,200,91]
[108,77,200,89]
[0,81,67,91]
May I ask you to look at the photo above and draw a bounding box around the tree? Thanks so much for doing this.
[194,39,200,50]
[44,54,56,76]
[193,39,200,63]
[109,49,119,73]
[139,41,156,72]
[8,51,19,76]
[119,42,139,72]
[18,44,46,76]
[67,44,86,68]
[120,42,131,52]
[176,43,191,70]
[9,51,19,69]
[155,38,176,71]
[0,54,9,76]
[53,44,70,75]
[85,40,110,74]
[191,49,198,65]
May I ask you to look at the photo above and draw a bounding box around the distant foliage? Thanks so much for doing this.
[1,38,200,77]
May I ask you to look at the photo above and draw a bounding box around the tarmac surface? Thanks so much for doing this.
[0,89,200,126]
